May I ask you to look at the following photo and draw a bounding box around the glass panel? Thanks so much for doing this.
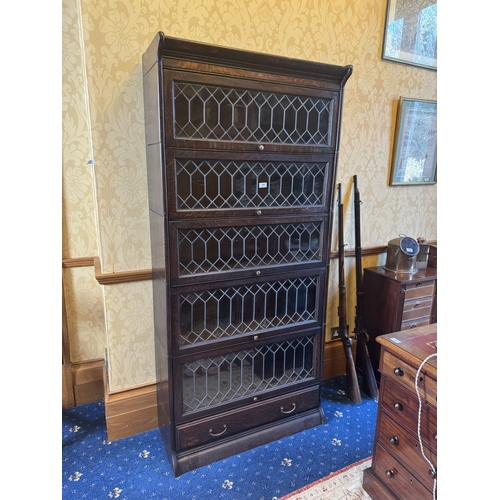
[178,222,322,276]
[176,158,326,210]
[178,276,318,347]
[181,336,315,414]
[174,82,332,145]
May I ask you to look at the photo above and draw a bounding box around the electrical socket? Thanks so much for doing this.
[331,326,348,340]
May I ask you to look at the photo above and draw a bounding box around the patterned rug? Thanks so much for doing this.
[279,457,372,499]
[62,376,377,499]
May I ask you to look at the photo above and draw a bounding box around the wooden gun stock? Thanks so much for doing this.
[353,175,379,400]
[337,183,362,405]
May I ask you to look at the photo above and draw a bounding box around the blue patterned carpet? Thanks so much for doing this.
[62,376,377,500]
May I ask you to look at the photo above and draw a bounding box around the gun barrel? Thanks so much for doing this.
[352,175,379,400]
[337,183,362,405]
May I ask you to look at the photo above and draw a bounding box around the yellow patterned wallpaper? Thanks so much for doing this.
[62,0,436,392]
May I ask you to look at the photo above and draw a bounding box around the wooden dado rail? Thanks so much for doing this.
[62,256,153,284]
[62,241,436,285]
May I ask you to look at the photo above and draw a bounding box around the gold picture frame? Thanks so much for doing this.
[382,0,437,71]
[389,97,437,186]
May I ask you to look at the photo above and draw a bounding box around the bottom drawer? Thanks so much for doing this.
[372,443,433,499]
[176,385,319,450]
[379,410,437,489]
[400,317,432,331]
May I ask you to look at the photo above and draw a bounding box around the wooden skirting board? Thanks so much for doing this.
[323,340,357,380]
[63,359,105,408]
[103,369,159,442]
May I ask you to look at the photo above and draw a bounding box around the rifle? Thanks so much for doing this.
[337,183,362,404]
[353,175,379,400]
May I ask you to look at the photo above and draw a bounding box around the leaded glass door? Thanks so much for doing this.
[165,72,339,154]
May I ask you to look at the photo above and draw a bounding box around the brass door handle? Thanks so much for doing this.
[280,403,296,414]
[209,424,227,437]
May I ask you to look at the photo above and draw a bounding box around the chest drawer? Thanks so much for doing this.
[380,377,437,451]
[402,296,434,322]
[371,444,432,499]
[379,409,437,488]
[400,317,432,331]
[381,350,437,406]
[176,385,319,450]
[404,281,435,301]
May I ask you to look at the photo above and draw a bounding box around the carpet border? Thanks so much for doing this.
[278,456,372,500]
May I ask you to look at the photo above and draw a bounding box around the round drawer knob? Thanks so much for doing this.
[394,402,404,411]
[256,210,262,215]
[253,396,258,401]
[394,367,404,376]
[256,270,261,276]
[258,145,264,151]
[429,469,437,479]
[389,436,399,445]
[254,335,258,340]
[385,469,395,478]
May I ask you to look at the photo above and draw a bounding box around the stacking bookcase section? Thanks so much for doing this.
[142,32,352,476]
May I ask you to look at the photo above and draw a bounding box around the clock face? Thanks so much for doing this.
[399,236,419,256]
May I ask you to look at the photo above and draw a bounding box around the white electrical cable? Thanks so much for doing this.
[414,352,437,500]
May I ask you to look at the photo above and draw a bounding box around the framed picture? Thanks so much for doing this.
[389,97,437,186]
[382,0,437,70]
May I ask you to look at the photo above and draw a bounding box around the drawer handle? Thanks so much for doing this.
[414,301,421,307]
[256,210,262,216]
[429,469,437,479]
[394,402,404,411]
[209,424,227,437]
[389,436,399,445]
[385,469,395,478]
[434,433,437,441]
[280,403,296,414]
[258,145,264,151]
[256,271,261,276]
[393,367,404,376]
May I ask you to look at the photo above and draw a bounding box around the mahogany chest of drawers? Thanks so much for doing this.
[360,266,437,379]
[363,324,437,499]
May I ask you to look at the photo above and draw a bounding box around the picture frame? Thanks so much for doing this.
[382,0,437,70]
[389,97,437,186]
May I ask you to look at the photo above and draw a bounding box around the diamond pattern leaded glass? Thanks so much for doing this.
[178,222,322,276]
[181,336,315,414]
[178,276,318,346]
[176,158,326,210]
[174,82,332,144]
